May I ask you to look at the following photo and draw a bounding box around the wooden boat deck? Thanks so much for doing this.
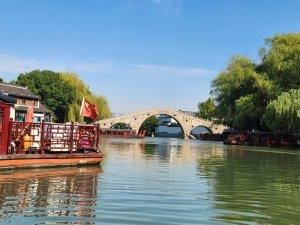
[0,153,103,170]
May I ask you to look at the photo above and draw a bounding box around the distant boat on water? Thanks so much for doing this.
[100,128,146,139]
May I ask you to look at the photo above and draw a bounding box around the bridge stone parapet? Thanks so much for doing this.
[96,108,228,139]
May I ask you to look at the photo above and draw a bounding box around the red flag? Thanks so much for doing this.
[26,105,34,123]
[80,98,99,121]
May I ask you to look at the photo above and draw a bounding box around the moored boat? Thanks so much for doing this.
[100,128,146,139]
[223,131,300,148]
[0,101,103,170]
[199,132,222,141]
[0,87,103,170]
[0,121,103,170]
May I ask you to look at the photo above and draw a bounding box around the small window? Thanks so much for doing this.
[22,99,25,104]
[15,112,26,122]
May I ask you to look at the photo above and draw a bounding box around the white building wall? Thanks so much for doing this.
[156,125,181,134]
[10,107,15,120]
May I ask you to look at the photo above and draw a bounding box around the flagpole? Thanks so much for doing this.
[80,98,85,116]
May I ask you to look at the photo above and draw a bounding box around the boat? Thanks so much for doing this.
[0,102,103,170]
[0,121,103,170]
[0,88,103,170]
[223,131,300,148]
[199,132,222,141]
[100,128,146,139]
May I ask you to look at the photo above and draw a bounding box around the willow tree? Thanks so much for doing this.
[260,33,300,131]
[211,56,272,130]
[208,33,300,131]
[265,89,300,132]
[60,73,111,123]
[260,33,300,93]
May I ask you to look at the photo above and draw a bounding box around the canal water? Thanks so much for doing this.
[1,138,300,224]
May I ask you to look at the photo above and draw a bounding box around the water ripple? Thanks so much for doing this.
[1,138,300,224]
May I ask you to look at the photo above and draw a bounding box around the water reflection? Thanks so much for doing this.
[143,139,184,162]
[101,138,228,169]
[198,146,300,224]
[0,166,101,224]
[98,138,300,224]
[2,139,300,224]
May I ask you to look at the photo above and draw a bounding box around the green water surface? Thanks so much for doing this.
[0,138,300,224]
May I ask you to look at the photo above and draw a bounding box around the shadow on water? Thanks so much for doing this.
[0,166,101,225]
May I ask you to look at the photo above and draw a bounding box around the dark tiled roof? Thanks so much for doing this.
[0,92,17,104]
[15,103,53,114]
[0,83,40,99]
[37,103,53,113]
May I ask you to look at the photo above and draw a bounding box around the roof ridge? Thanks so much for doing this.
[0,83,28,90]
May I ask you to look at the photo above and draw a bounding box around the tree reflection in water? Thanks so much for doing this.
[197,146,300,224]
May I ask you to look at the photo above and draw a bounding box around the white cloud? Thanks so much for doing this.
[0,53,41,73]
[0,53,113,74]
[131,64,216,77]
[0,52,215,79]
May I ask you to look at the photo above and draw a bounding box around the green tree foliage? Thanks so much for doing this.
[209,33,300,132]
[260,33,300,92]
[13,70,75,122]
[265,89,300,132]
[139,115,158,136]
[60,72,111,123]
[197,97,216,119]
[211,56,272,130]
[112,123,130,129]
[235,95,258,130]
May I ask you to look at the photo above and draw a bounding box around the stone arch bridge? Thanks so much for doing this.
[96,108,228,139]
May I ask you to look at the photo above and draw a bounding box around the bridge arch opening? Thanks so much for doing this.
[189,126,212,139]
[138,114,185,138]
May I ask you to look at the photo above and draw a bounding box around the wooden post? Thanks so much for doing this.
[7,119,13,155]
[96,124,100,149]
[41,121,45,155]
[70,122,74,154]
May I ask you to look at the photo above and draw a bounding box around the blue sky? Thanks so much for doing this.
[0,0,299,114]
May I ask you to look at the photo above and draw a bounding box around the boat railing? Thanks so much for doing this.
[6,121,100,155]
